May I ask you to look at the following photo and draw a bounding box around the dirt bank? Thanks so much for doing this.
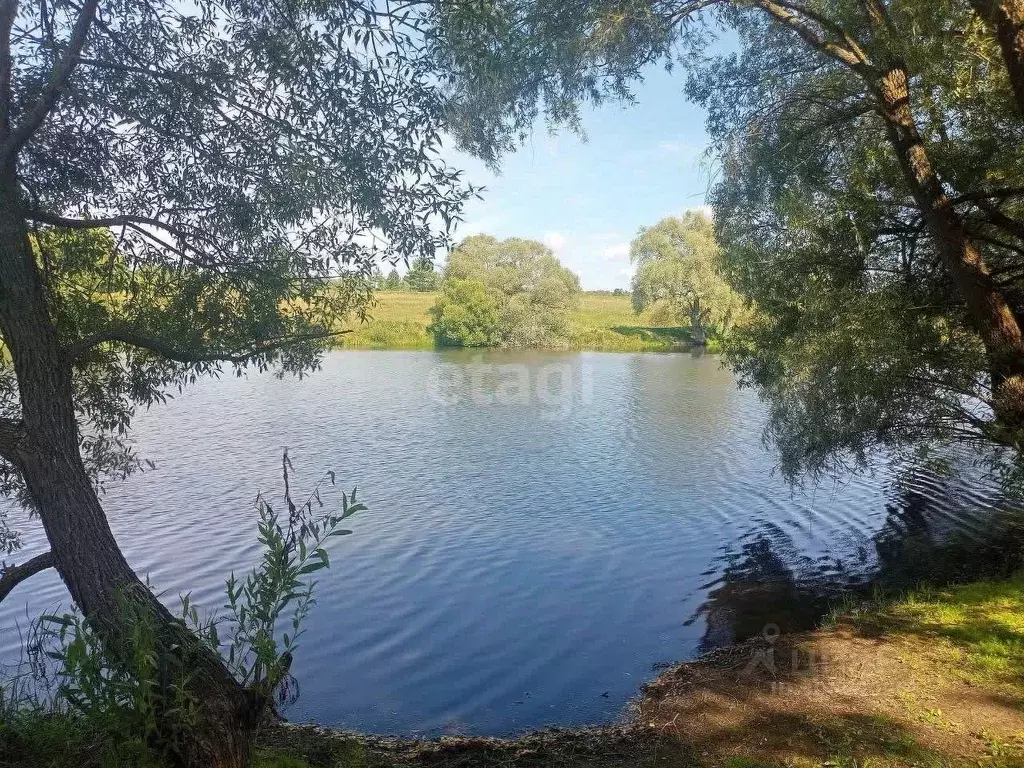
[260,577,1024,768]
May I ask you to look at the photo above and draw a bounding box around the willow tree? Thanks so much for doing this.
[430,234,581,347]
[630,212,743,345]
[427,0,1024,471]
[969,0,1024,115]
[0,0,469,763]
[695,2,1024,478]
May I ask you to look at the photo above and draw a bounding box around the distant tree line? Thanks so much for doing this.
[425,217,742,348]
[376,256,440,292]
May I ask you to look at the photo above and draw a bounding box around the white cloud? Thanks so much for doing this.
[683,204,714,220]
[543,231,567,250]
[656,139,705,162]
[456,213,507,237]
[601,242,630,262]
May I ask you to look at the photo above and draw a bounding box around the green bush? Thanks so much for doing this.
[0,453,366,767]
[429,278,499,346]
[429,235,580,347]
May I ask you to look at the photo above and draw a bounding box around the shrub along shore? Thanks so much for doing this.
[334,291,699,352]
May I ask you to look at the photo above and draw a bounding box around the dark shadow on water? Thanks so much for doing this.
[690,469,1024,652]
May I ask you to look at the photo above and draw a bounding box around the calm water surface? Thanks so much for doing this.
[0,350,1016,735]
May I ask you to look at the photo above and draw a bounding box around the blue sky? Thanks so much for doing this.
[440,65,715,292]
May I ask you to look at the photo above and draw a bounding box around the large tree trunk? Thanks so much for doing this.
[970,0,1024,117]
[689,300,708,346]
[874,64,1024,437]
[0,174,258,766]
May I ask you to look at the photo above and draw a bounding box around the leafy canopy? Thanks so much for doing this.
[0,0,473,550]
[430,235,581,347]
[693,3,1024,479]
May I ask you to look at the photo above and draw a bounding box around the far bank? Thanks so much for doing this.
[336,291,699,352]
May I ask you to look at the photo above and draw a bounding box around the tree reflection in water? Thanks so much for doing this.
[689,471,1024,653]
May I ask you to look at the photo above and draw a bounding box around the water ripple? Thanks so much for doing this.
[0,350,1014,735]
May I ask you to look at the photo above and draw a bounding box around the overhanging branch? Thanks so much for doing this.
[68,327,351,365]
[25,209,195,239]
[755,0,871,73]
[0,551,54,604]
[0,0,18,142]
[976,200,1024,242]
[24,209,222,269]
[0,0,99,163]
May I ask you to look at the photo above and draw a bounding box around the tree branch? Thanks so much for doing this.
[0,0,99,164]
[0,0,17,143]
[26,208,362,283]
[773,0,854,40]
[948,187,1024,205]
[26,208,234,270]
[976,199,1024,242]
[25,207,199,241]
[968,0,1024,117]
[754,0,873,73]
[68,327,352,365]
[0,551,54,604]
[858,0,894,34]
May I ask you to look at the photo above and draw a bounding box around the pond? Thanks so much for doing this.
[0,350,1018,736]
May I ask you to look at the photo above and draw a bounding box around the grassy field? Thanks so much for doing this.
[335,291,694,352]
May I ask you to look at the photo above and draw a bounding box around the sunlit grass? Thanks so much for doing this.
[870,574,1024,687]
[254,750,317,768]
[336,291,694,351]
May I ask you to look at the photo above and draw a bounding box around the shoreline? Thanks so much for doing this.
[334,291,702,354]
[3,575,1021,766]
[329,342,705,354]
[257,575,1024,768]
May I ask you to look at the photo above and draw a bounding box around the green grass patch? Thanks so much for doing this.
[254,749,317,768]
[861,573,1024,687]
